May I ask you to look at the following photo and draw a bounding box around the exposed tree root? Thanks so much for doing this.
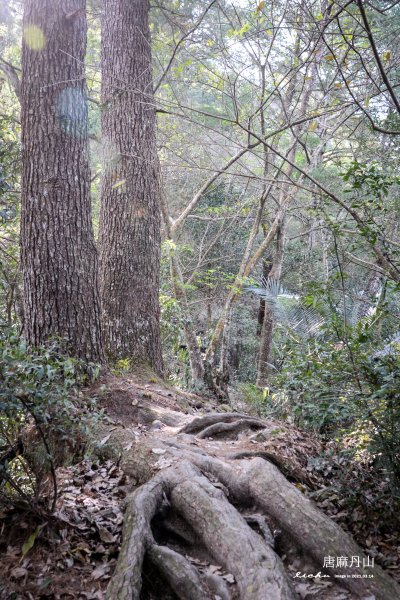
[102,408,400,600]
[9,376,398,600]
[201,571,232,600]
[147,544,212,600]
[244,458,400,600]
[108,459,296,600]
[106,478,164,600]
[228,450,311,484]
[179,412,265,435]
[167,461,296,600]
[196,418,266,439]
[186,452,400,600]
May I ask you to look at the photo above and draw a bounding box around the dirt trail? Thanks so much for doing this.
[92,375,400,600]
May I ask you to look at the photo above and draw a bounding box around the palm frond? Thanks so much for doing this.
[246,278,325,337]
[375,330,400,357]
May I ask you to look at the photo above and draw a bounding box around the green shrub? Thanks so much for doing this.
[266,324,400,494]
[0,331,100,513]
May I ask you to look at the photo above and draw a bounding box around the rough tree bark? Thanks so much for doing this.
[99,0,163,373]
[20,0,104,362]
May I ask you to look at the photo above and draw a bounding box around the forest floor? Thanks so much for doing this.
[1,373,399,600]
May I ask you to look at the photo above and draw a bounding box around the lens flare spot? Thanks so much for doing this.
[56,88,87,137]
[103,139,121,176]
[23,25,46,51]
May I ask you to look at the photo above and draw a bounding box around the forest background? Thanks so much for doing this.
[1,0,400,596]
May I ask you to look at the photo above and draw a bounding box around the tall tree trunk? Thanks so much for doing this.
[256,22,317,387]
[99,0,163,373]
[217,308,231,398]
[256,220,285,387]
[20,0,104,363]
[256,251,272,336]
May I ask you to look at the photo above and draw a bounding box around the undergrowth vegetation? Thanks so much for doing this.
[0,331,101,514]
[241,313,400,531]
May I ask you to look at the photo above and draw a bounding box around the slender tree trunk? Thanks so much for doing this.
[168,252,205,385]
[160,193,205,385]
[256,220,285,387]
[255,29,301,387]
[99,0,163,373]
[218,308,231,397]
[256,251,272,336]
[20,0,104,363]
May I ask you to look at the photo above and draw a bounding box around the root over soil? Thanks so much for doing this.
[92,377,400,600]
[2,374,399,600]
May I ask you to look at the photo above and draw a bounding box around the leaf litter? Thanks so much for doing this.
[0,458,127,599]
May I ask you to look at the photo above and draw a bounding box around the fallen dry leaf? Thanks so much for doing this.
[11,566,28,580]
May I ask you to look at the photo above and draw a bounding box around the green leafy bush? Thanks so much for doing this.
[0,331,100,513]
[265,322,400,495]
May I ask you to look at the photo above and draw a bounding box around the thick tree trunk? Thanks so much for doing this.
[99,0,163,373]
[20,0,104,363]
